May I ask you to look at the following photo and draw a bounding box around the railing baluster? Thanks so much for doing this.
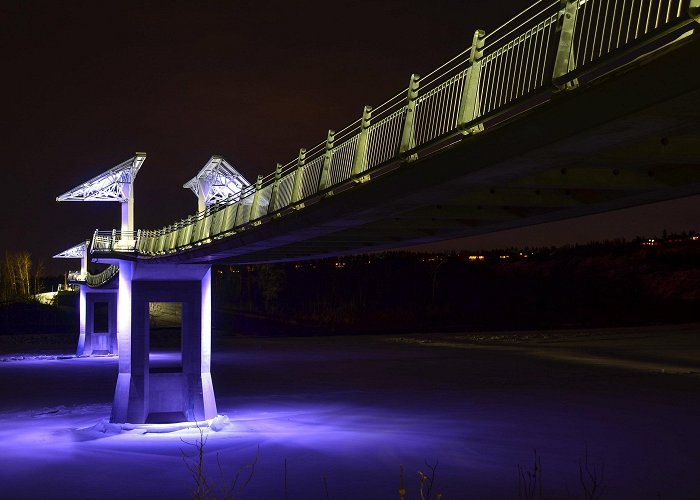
[520,28,533,97]
[601,0,612,57]
[591,0,603,60]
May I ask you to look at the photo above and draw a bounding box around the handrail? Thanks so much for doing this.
[67,265,119,288]
[67,271,86,283]
[86,265,119,287]
[89,0,697,258]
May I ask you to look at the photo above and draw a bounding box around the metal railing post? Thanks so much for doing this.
[351,105,372,182]
[250,175,264,223]
[231,199,242,231]
[553,0,579,90]
[457,29,486,135]
[82,239,90,275]
[399,74,420,161]
[291,148,306,208]
[691,0,700,22]
[318,129,335,193]
[268,163,283,214]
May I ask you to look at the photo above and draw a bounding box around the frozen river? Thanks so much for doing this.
[1,325,699,499]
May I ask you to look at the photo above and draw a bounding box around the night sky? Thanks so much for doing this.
[3,0,699,274]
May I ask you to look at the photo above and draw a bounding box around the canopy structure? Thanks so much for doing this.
[53,242,87,259]
[184,156,250,212]
[56,153,146,232]
[53,241,89,278]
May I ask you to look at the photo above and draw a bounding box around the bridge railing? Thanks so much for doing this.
[86,265,120,287]
[91,0,697,257]
[67,265,119,287]
[92,230,140,252]
[561,0,693,80]
[67,271,86,283]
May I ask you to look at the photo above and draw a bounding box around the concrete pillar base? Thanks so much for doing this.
[77,285,118,357]
[111,262,216,424]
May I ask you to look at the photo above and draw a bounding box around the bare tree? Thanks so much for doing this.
[1,251,34,300]
[2,252,18,299]
[34,259,45,295]
[257,264,286,312]
[17,252,32,297]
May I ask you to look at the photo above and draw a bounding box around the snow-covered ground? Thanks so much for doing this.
[1,325,699,499]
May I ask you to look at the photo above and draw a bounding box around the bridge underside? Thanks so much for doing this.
[100,34,700,266]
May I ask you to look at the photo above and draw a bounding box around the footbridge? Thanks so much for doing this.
[56,0,700,424]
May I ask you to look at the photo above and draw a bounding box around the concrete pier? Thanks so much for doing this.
[110,261,216,424]
[77,285,118,356]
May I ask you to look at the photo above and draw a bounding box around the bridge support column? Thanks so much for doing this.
[111,261,216,424]
[77,285,87,356]
[76,285,118,356]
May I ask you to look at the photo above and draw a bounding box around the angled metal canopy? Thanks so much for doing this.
[54,240,90,277]
[53,242,87,259]
[184,156,250,211]
[56,153,146,203]
[56,153,146,233]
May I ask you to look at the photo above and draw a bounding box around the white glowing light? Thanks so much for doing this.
[56,153,146,203]
[183,156,250,208]
[53,242,87,259]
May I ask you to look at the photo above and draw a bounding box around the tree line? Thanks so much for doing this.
[0,252,44,302]
[213,234,700,333]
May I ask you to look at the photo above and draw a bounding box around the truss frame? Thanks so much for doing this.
[184,156,250,208]
[53,242,87,259]
[56,153,146,203]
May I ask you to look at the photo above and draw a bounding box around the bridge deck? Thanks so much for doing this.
[94,31,700,265]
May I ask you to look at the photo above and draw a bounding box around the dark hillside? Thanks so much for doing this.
[214,234,700,333]
[0,295,77,335]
